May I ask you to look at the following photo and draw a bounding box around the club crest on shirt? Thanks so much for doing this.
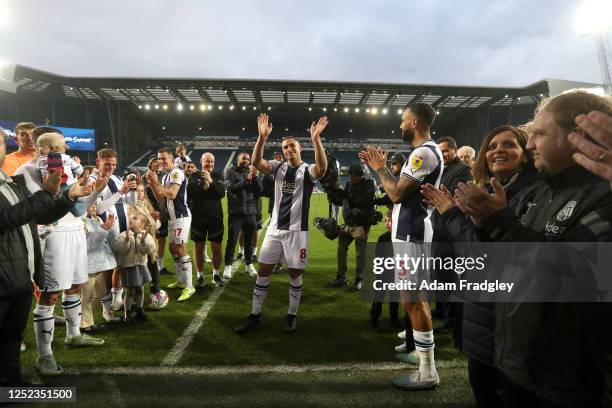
[410,154,425,171]
[556,200,577,222]
[171,171,180,180]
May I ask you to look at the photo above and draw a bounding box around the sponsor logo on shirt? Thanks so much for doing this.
[282,181,296,193]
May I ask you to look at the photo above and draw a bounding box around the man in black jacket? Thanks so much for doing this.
[432,136,473,336]
[222,152,262,279]
[327,163,377,290]
[456,90,612,407]
[187,152,225,288]
[0,128,91,386]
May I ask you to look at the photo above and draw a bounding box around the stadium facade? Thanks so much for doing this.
[0,63,600,168]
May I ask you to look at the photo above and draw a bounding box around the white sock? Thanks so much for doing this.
[253,247,258,257]
[288,275,303,315]
[101,293,112,313]
[413,330,436,377]
[213,269,220,276]
[33,304,55,358]
[173,256,182,283]
[180,256,193,289]
[111,287,123,304]
[197,271,204,279]
[238,245,244,255]
[62,293,82,338]
[252,276,270,315]
[156,258,164,270]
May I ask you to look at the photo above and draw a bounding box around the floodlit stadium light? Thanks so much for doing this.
[371,108,378,115]
[253,106,257,111]
[382,108,388,115]
[397,109,403,115]
[218,105,223,110]
[575,0,612,35]
[144,104,151,110]
[366,108,370,113]
[229,105,235,110]
[285,128,289,131]
[322,107,327,112]
[208,105,213,110]
[242,106,247,110]
[138,105,142,109]
[162,126,166,130]
[199,104,205,111]
[344,107,349,113]
[198,126,202,131]
[242,127,246,131]
[349,129,353,133]
[268,107,271,111]
[177,104,183,111]
[162,104,168,110]
[436,110,440,115]
[155,104,159,110]
[354,108,360,113]
[0,1,8,29]
[308,107,312,111]
[333,108,338,112]
[189,105,194,111]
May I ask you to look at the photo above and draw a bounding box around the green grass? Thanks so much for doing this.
[19,194,473,406]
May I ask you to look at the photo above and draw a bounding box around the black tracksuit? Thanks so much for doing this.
[223,165,262,266]
[480,166,612,407]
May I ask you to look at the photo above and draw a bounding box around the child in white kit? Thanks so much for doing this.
[37,132,86,216]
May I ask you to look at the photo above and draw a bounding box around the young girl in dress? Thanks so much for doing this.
[112,212,156,323]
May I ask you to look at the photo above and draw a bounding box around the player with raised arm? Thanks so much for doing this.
[235,114,328,333]
[360,103,444,390]
[146,147,195,302]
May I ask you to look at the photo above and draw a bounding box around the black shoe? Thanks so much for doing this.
[390,318,403,329]
[213,275,225,287]
[81,324,109,335]
[135,308,149,322]
[160,267,172,276]
[327,277,347,288]
[123,314,135,324]
[349,278,362,291]
[235,253,244,262]
[235,313,261,334]
[273,263,283,274]
[196,275,206,289]
[251,254,258,263]
[284,314,297,333]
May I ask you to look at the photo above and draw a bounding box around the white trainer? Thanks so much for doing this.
[398,330,407,340]
[246,264,257,277]
[223,265,232,279]
[395,343,407,352]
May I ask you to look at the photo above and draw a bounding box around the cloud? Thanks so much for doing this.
[0,0,603,86]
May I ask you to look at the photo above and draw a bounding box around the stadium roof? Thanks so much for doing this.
[0,63,557,112]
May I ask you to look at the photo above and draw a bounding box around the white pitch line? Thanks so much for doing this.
[102,375,125,408]
[59,360,467,376]
[161,286,226,366]
[161,212,271,366]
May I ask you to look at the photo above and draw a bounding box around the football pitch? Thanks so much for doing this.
[20,194,474,407]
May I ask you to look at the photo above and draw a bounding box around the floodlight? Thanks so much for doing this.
[575,0,612,35]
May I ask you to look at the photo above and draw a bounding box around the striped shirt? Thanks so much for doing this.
[163,167,190,220]
[268,160,317,232]
[392,140,444,242]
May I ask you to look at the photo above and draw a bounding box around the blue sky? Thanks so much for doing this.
[0,0,606,86]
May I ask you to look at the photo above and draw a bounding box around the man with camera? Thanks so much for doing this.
[327,163,378,290]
